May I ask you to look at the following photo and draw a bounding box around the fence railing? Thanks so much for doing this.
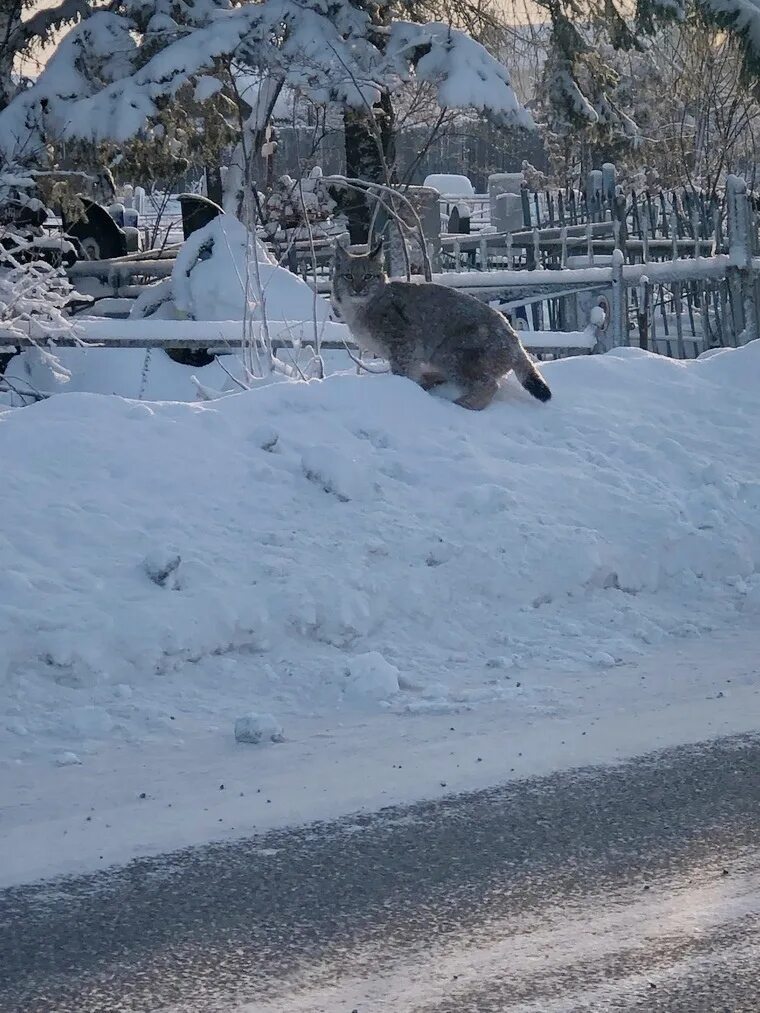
[45,175,760,363]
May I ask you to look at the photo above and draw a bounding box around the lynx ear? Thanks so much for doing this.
[334,239,349,262]
[368,237,384,260]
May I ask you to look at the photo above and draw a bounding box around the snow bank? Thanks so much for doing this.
[1,345,355,402]
[2,342,760,764]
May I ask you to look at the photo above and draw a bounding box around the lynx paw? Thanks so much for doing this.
[454,380,498,411]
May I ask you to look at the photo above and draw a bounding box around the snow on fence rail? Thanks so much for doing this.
[438,177,760,356]
[1,317,599,359]
[49,176,760,361]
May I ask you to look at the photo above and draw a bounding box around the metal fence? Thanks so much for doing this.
[26,175,759,363]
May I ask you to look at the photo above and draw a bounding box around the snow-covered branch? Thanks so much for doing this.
[385,22,534,129]
[8,0,93,51]
[0,0,531,168]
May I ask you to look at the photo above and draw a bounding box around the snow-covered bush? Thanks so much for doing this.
[521,160,548,192]
[129,213,331,384]
[0,237,83,402]
[234,712,284,744]
[0,241,79,343]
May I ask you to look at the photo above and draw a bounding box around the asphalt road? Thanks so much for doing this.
[1,734,758,1013]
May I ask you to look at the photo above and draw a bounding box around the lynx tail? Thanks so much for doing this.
[513,347,551,403]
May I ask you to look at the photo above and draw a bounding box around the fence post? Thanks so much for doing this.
[608,248,626,350]
[637,276,650,351]
[725,174,755,345]
[586,170,603,222]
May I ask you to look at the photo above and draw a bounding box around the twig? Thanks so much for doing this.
[323,175,433,281]
[214,354,250,391]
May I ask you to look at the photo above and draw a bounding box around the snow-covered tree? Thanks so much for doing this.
[521,0,690,181]
[697,0,760,76]
[0,0,94,111]
[0,0,531,233]
[534,12,760,191]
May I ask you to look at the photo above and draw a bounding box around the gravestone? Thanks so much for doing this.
[178,193,224,240]
[0,198,47,230]
[586,170,604,219]
[447,204,471,235]
[108,202,125,227]
[602,163,617,204]
[63,199,128,260]
[124,227,140,253]
[376,185,441,277]
[423,173,474,198]
[493,192,524,234]
[488,173,524,226]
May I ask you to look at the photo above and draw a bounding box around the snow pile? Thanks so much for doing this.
[345,652,401,702]
[2,342,760,763]
[423,174,475,197]
[131,214,332,323]
[0,345,355,402]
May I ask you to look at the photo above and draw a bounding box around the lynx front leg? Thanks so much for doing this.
[454,377,499,411]
[388,346,417,380]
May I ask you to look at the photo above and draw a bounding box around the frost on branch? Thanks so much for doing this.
[0,233,85,401]
[385,22,534,129]
[0,240,80,348]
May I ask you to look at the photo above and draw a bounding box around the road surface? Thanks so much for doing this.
[1,734,758,1012]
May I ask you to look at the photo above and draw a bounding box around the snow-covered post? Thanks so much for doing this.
[725,175,756,346]
[607,248,626,350]
[637,275,650,351]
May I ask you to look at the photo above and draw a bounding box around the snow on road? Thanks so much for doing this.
[1,341,760,883]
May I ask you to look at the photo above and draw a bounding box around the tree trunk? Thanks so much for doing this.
[223,77,284,218]
[0,2,23,112]
[204,164,224,206]
[343,92,395,244]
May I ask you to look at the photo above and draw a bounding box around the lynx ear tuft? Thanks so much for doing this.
[368,238,384,260]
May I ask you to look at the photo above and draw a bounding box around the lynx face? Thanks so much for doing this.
[332,241,386,303]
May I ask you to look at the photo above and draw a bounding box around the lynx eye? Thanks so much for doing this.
[341,272,353,280]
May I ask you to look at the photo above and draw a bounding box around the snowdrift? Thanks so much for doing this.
[3,343,760,762]
[129,215,332,323]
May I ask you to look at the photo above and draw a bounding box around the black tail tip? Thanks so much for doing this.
[524,374,552,402]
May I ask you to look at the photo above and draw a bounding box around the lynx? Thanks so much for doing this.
[331,241,551,410]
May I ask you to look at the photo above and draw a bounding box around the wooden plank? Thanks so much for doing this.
[68,259,175,280]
